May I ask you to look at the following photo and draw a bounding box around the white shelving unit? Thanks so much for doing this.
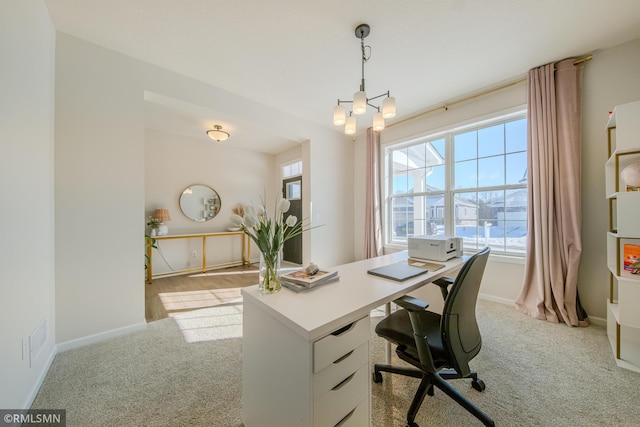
[605,100,640,373]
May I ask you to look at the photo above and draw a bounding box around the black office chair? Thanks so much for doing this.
[373,247,494,427]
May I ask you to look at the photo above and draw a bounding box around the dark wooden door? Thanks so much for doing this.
[282,176,302,264]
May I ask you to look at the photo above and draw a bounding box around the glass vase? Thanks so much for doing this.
[258,251,282,294]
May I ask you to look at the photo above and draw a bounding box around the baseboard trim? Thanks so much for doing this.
[479,294,607,327]
[23,346,57,409]
[588,316,606,327]
[57,322,147,353]
[478,293,514,305]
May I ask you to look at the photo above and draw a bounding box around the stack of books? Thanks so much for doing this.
[280,269,339,292]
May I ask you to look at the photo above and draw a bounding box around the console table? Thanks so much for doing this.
[241,251,463,427]
[146,231,250,283]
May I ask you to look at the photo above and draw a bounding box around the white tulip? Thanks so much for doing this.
[244,215,258,228]
[286,215,297,227]
[230,214,244,227]
[255,205,266,217]
[244,205,256,217]
[278,199,291,213]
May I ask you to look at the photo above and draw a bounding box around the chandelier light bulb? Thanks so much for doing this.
[373,112,385,131]
[382,96,396,119]
[353,91,367,115]
[345,116,357,135]
[333,104,346,126]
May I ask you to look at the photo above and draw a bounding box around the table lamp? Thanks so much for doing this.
[154,209,171,236]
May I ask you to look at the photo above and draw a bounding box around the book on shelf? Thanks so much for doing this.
[280,269,339,286]
[281,275,340,292]
[623,243,640,275]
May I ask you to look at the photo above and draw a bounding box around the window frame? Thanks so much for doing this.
[382,110,528,257]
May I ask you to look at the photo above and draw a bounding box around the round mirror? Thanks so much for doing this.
[179,184,221,222]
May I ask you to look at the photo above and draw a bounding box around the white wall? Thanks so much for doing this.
[55,33,147,346]
[353,37,640,322]
[581,38,640,320]
[308,132,355,267]
[0,1,56,408]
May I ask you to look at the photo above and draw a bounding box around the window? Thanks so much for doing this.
[282,160,302,178]
[384,112,527,255]
[285,180,301,200]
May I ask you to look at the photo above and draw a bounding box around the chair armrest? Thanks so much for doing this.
[432,277,454,300]
[393,295,429,312]
[433,277,454,288]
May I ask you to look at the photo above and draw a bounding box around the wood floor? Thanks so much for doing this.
[145,265,259,322]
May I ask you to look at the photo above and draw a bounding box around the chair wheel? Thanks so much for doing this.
[372,371,383,383]
[472,378,486,391]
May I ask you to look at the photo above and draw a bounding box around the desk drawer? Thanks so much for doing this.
[314,316,369,373]
[313,365,369,427]
[333,399,369,427]
[313,341,368,399]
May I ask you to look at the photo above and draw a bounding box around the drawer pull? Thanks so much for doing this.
[333,350,354,364]
[331,321,356,337]
[332,372,355,391]
[334,407,356,427]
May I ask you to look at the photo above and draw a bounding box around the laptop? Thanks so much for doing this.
[367,261,429,282]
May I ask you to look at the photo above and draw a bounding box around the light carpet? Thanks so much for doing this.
[32,299,640,426]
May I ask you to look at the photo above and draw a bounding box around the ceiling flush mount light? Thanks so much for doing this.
[206,125,230,142]
[333,23,396,134]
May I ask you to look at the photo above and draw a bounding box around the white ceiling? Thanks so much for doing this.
[45,0,640,153]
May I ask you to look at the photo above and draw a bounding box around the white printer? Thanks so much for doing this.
[408,235,463,261]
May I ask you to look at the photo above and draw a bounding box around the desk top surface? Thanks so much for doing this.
[241,251,463,342]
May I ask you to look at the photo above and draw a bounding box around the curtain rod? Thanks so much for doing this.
[387,54,592,129]
[572,54,593,65]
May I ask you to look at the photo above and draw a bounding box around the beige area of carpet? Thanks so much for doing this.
[32,299,640,426]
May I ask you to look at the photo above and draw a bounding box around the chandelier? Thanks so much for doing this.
[333,24,396,135]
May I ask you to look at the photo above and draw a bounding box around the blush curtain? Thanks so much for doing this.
[364,128,383,258]
[515,59,589,326]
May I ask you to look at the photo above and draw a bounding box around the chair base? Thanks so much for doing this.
[373,364,495,427]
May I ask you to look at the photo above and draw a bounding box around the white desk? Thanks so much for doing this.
[241,251,463,427]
